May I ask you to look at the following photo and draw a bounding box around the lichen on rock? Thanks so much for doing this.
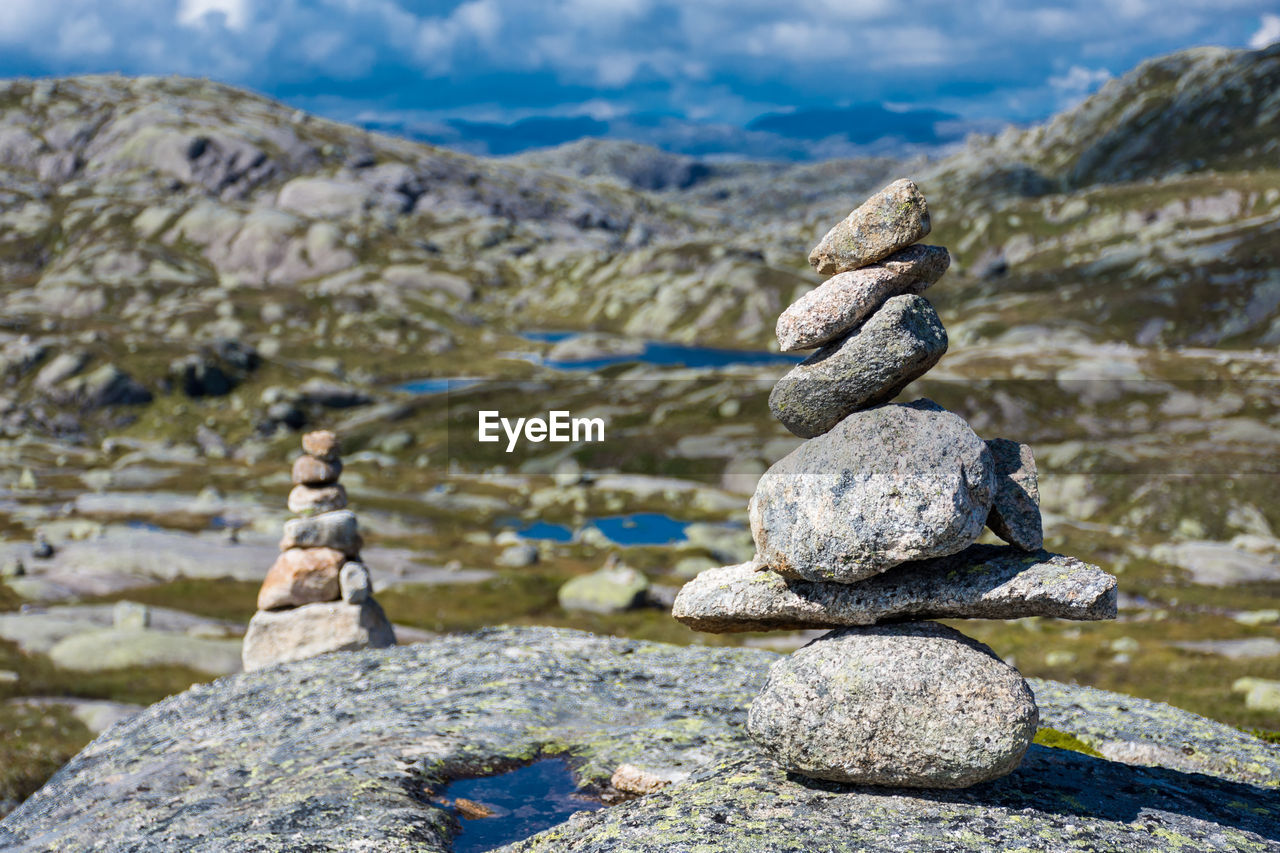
[0,628,1275,852]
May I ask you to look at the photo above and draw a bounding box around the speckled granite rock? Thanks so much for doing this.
[279,510,363,556]
[2,628,1275,852]
[291,454,342,486]
[747,623,1038,787]
[241,599,395,671]
[286,483,347,515]
[769,294,948,438]
[808,179,932,275]
[672,545,1117,632]
[777,244,950,352]
[986,438,1044,551]
[301,429,340,461]
[750,400,995,583]
[256,546,345,610]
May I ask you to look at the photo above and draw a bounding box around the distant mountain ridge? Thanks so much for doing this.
[0,41,1276,446]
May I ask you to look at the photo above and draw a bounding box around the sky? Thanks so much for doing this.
[0,1,1277,160]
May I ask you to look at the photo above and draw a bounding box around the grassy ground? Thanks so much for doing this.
[0,634,220,815]
[0,703,90,807]
[83,579,261,624]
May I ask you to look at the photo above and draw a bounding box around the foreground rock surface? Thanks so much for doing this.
[769,294,948,438]
[241,599,395,671]
[750,400,995,582]
[672,545,1117,632]
[1,628,1277,851]
[747,623,1038,787]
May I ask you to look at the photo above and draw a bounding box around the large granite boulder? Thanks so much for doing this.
[750,400,995,583]
[2,628,1277,852]
[747,622,1038,787]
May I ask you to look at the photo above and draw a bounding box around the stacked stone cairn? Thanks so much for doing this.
[242,430,396,671]
[672,180,1118,788]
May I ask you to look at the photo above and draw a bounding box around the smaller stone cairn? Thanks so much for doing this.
[242,430,395,671]
[672,179,1119,788]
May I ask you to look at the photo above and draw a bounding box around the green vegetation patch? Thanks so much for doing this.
[0,637,214,707]
[0,703,92,806]
[85,579,260,624]
[1033,727,1104,758]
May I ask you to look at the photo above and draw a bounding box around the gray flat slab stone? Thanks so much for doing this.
[672,544,1117,632]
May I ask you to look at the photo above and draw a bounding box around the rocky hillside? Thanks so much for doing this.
[1,44,1277,442]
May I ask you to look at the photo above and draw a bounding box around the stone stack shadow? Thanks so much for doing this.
[242,430,395,671]
[673,180,1119,788]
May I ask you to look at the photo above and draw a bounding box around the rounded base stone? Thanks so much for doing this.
[747,621,1037,788]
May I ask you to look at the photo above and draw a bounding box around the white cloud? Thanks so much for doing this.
[1248,13,1280,48]
[1048,64,1114,107]
[57,14,114,55]
[177,0,251,32]
[0,0,1276,157]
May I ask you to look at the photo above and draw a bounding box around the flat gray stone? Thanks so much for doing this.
[1176,638,1280,659]
[986,438,1043,550]
[778,244,950,351]
[279,510,362,556]
[10,697,144,735]
[2,628,1277,852]
[0,604,241,655]
[287,483,347,515]
[747,622,1038,787]
[47,628,243,675]
[241,598,396,671]
[808,178,932,275]
[557,565,649,613]
[750,399,995,583]
[769,294,948,438]
[672,545,1117,632]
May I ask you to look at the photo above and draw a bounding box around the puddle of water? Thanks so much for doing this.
[592,513,687,545]
[508,513,689,546]
[395,377,483,394]
[440,758,603,853]
[513,520,575,542]
[520,331,802,371]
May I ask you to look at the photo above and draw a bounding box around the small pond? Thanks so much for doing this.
[509,512,689,546]
[520,331,802,371]
[439,758,603,852]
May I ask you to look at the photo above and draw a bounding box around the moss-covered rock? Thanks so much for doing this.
[0,627,1276,851]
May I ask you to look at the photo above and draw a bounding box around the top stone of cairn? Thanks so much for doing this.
[808,179,931,276]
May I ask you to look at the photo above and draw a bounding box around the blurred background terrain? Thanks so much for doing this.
[0,6,1278,817]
